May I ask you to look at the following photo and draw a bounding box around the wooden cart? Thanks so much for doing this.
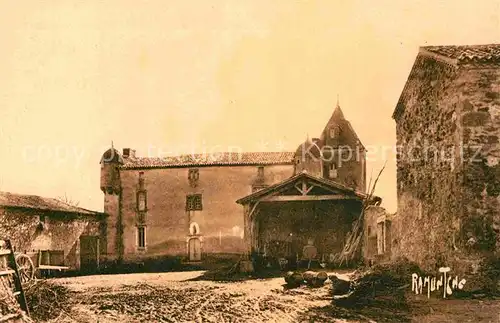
[14,250,70,284]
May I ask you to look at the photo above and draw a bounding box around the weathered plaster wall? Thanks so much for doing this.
[0,207,102,269]
[257,200,361,262]
[394,55,500,290]
[117,164,293,261]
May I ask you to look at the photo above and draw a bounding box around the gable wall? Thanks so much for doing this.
[393,55,500,290]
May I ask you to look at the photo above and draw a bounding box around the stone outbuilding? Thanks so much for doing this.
[0,191,106,272]
[391,44,500,290]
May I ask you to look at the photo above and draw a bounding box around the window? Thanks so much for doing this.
[188,169,200,187]
[137,226,146,249]
[188,169,199,180]
[138,171,145,188]
[257,166,264,179]
[329,126,340,138]
[186,194,203,211]
[329,163,338,178]
[137,191,147,211]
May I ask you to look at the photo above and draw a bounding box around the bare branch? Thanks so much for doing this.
[56,193,80,207]
[338,161,387,266]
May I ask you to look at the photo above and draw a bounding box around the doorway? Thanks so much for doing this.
[80,235,99,272]
[188,237,201,261]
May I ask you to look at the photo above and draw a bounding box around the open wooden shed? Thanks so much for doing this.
[237,172,372,265]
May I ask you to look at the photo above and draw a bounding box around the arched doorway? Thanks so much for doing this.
[188,237,201,261]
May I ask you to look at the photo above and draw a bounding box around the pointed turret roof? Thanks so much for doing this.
[319,101,365,150]
[331,102,345,121]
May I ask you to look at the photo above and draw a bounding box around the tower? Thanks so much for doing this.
[100,146,123,194]
[100,146,124,261]
[294,136,323,178]
[293,101,367,192]
[319,102,366,192]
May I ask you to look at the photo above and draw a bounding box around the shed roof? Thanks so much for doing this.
[236,171,375,205]
[0,191,103,216]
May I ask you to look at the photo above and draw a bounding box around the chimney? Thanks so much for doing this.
[123,148,136,158]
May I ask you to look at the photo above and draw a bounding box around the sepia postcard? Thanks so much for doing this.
[0,1,499,322]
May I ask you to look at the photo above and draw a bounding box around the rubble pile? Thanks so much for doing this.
[84,283,300,322]
[333,259,422,309]
[24,279,72,322]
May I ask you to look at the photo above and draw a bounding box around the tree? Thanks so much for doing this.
[56,193,80,207]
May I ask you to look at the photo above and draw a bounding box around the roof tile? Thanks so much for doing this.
[421,44,500,63]
[0,192,101,215]
[122,151,295,169]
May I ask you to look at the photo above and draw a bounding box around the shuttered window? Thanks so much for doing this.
[137,227,146,249]
[186,194,203,211]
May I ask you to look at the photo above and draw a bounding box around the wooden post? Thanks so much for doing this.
[243,204,251,257]
[4,240,30,317]
[240,202,258,273]
[96,238,100,271]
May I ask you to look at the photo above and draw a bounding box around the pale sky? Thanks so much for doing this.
[0,0,499,213]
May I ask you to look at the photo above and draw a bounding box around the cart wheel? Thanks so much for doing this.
[15,253,35,284]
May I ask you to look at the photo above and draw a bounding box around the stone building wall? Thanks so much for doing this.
[102,193,120,261]
[117,164,293,262]
[458,66,500,257]
[393,54,500,290]
[0,207,102,269]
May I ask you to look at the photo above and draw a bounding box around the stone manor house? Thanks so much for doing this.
[2,43,496,281]
[99,44,499,283]
[100,103,379,266]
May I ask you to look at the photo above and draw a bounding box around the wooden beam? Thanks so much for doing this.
[248,201,260,220]
[261,195,359,202]
[303,182,314,195]
[294,183,304,195]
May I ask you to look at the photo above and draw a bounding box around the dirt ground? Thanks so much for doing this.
[36,271,499,323]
